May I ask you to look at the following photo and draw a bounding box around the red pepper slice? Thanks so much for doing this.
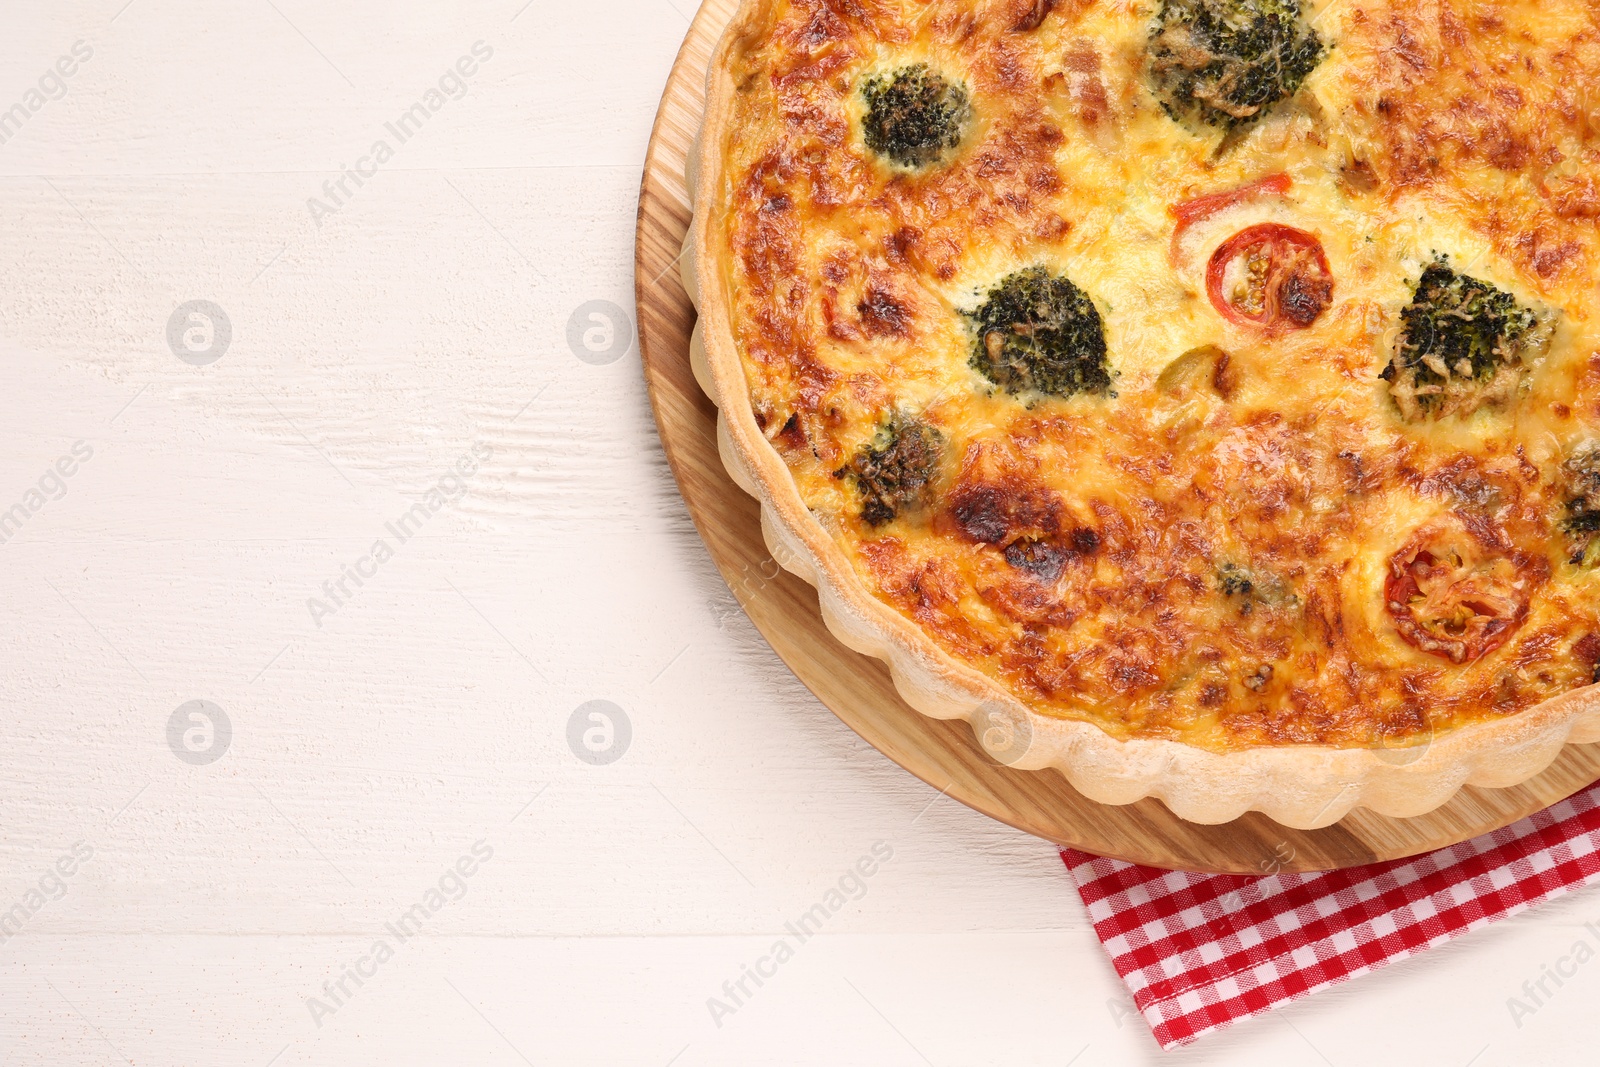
[1169,173,1291,263]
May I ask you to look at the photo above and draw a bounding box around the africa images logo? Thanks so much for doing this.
[305,841,494,1028]
[0,842,94,944]
[306,42,494,226]
[0,442,94,546]
[306,443,492,628]
[705,842,894,1027]
[0,40,92,147]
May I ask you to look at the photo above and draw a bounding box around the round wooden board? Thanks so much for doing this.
[633,0,1600,874]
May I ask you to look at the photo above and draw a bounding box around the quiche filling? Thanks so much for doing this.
[714,0,1600,752]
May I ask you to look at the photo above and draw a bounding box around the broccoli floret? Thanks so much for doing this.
[861,65,971,169]
[1148,0,1324,132]
[834,413,943,527]
[968,267,1112,399]
[1564,443,1600,566]
[1381,261,1551,421]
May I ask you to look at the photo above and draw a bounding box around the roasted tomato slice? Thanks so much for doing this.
[1385,519,1534,664]
[1205,223,1333,331]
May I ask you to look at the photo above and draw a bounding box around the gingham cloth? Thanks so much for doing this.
[1061,782,1600,1049]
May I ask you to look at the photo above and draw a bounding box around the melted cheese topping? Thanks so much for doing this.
[710,0,1600,750]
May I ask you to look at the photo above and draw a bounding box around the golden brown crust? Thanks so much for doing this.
[691,0,1600,825]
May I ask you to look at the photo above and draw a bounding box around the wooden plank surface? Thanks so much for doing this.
[0,1,1593,1063]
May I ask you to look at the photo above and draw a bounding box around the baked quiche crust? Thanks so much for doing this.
[688,0,1600,827]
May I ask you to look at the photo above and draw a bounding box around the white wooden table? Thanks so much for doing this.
[0,2,1590,1063]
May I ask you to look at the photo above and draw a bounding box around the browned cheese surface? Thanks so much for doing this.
[708,0,1600,750]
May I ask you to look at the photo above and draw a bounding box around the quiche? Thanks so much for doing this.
[686,0,1600,826]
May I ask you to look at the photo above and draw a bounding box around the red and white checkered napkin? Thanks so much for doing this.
[1061,782,1600,1049]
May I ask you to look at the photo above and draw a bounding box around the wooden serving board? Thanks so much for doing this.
[633,0,1600,873]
